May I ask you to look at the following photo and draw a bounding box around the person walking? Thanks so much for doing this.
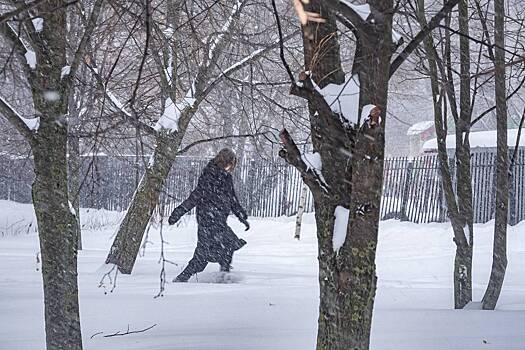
[168,148,250,282]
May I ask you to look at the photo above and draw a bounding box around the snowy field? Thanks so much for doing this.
[1,200,525,350]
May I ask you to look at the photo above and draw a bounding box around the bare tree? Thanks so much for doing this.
[482,0,509,310]
[104,0,297,274]
[0,1,103,348]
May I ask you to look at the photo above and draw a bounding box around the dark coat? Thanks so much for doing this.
[169,161,247,258]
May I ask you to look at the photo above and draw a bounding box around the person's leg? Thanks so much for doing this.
[174,243,209,282]
[219,247,234,272]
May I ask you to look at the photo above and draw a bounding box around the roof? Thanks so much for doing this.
[422,129,525,151]
[407,121,434,136]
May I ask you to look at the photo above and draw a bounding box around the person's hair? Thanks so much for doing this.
[213,148,237,170]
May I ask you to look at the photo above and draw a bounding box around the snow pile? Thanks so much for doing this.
[332,206,350,253]
[302,152,322,171]
[340,1,371,21]
[361,104,380,125]
[154,95,196,133]
[315,74,361,125]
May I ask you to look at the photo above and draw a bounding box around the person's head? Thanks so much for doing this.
[213,148,237,172]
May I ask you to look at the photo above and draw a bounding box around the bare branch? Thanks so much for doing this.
[271,0,295,84]
[67,0,104,82]
[390,0,460,77]
[177,132,270,156]
[0,0,47,25]
[279,128,324,196]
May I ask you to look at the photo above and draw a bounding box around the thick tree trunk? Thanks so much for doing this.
[294,2,392,348]
[106,134,179,273]
[482,0,508,310]
[33,122,82,350]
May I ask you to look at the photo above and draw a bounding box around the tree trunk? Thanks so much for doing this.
[68,132,82,250]
[106,134,179,273]
[33,121,82,350]
[418,0,473,309]
[482,0,508,310]
[293,1,393,348]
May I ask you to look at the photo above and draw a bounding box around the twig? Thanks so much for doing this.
[271,0,295,84]
[91,324,157,338]
[176,132,269,155]
[510,106,525,175]
[98,263,119,294]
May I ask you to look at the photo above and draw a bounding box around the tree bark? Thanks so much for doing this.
[33,123,82,350]
[418,0,473,309]
[282,1,393,348]
[482,0,508,310]
[68,133,82,250]
[31,3,83,347]
[106,134,180,273]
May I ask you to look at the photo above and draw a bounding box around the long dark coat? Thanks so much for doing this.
[170,161,247,262]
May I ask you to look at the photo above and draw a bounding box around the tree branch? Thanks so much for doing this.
[279,128,324,196]
[203,31,299,97]
[0,0,47,25]
[323,0,367,29]
[471,72,525,126]
[67,0,104,83]
[389,0,460,77]
[176,132,269,155]
[0,94,36,142]
[85,63,157,136]
[271,0,295,84]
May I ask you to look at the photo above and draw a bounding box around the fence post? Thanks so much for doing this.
[399,161,413,221]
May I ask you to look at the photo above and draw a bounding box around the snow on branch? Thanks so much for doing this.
[339,0,371,21]
[313,74,361,126]
[302,152,328,189]
[203,31,300,96]
[154,0,248,134]
[205,0,246,69]
[279,129,328,195]
[154,91,196,133]
[0,94,39,140]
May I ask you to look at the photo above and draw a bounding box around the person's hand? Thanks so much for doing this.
[240,218,250,231]
[168,208,184,225]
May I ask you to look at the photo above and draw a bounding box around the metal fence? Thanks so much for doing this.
[1,151,524,224]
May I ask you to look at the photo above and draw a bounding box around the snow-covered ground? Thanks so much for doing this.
[1,200,524,349]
